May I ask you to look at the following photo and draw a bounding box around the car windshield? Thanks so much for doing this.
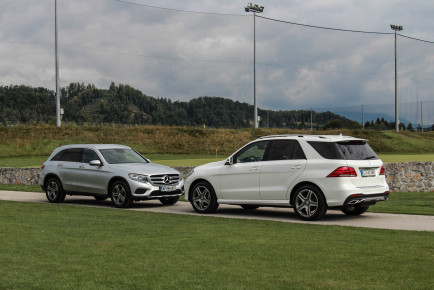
[99,148,148,164]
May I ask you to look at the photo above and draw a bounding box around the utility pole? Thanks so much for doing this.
[245,3,264,128]
[391,24,403,132]
[55,0,61,127]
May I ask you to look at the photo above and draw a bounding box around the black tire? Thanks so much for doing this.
[159,196,179,205]
[110,180,133,208]
[190,181,219,214]
[293,185,327,221]
[45,178,65,203]
[241,205,259,210]
[341,205,369,216]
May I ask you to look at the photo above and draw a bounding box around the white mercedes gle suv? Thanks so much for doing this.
[184,135,389,221]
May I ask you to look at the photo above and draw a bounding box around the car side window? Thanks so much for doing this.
[82,149,100,163]
[51,150,65,161]
[235,141,269,163]
[60,148,83,162]
[266,140,306,160]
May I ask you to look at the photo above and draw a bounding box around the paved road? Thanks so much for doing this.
[1,190,433,232]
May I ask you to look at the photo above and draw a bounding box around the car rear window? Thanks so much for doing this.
[308,141,379,160]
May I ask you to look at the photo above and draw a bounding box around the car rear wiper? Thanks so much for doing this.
[365,156,377,160]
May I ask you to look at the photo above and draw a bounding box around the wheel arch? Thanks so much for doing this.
[289,181,326,206]
[107,176,130,197]
[43,173,62,191]
[187,178,215,202]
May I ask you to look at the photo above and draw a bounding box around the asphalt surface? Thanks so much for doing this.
[1,190,433,232]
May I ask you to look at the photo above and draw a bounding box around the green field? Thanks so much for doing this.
[0,125,433,158]
[0,201,433,289]
[0,153,433,168]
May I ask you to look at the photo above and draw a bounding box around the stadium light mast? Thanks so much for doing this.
[391,24,403,132]
[55,0,61,127]
[245,3,264,128]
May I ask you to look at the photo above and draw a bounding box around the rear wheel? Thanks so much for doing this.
[341,205,369,216]
[159,196,179,205]
[110,181,133,208]
[190,181,219,214]
[293,185,327,221]
[45,178,65,203]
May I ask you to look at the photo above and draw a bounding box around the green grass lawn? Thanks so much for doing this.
[0,201,432,289]
[378,154,434,162]
[0,153,433,168]
[0,154,219,168]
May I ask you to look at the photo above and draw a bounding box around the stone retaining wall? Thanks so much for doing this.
[0,162,432,192]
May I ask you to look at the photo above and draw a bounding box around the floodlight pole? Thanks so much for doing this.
[391,24,403,132]
[245,3,264,128]
[55,0,61,127]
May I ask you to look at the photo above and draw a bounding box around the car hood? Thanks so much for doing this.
[108,162,180,175]
[195,160,226,171]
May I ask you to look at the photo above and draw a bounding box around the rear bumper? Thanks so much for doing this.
[344,192,390,207]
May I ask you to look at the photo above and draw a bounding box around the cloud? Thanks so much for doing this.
[0,0,433,125]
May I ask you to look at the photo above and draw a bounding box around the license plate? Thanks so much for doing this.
[160,185,176,192]
[360,169,376,177]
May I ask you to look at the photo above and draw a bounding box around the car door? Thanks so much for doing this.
[56,148,84,192]
[219,141,269,201]
[260,140,307,201]
[73,148,109,194]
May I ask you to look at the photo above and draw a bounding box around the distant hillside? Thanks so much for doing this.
[1,82,359,128]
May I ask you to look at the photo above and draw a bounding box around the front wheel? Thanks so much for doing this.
[293,185,327,221]
[341,205,369,216]
[45,178,65,203]
[159,196,179,205]
[190,181,219,214]
[110,181,133,208]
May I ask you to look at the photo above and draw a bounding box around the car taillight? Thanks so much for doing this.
[327,167,357,177]
[41,165,45,170]
[379,166,385,175]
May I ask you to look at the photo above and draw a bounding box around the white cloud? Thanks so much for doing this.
[0,0,433,125]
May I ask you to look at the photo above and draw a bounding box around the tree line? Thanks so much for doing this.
[0,82,378,129]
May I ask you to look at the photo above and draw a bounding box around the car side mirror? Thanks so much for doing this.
[89,160,102,166]
[225,157,234,165]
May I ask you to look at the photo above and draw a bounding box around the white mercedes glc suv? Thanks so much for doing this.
[184,135,390,220]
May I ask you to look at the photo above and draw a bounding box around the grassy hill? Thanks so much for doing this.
[0,124,432,158]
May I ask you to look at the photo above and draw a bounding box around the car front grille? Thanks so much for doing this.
[149,174,180,186]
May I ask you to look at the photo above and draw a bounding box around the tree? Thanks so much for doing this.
[407,123,414,131]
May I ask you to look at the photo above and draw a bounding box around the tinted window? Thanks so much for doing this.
[308,141,378,160]
[337,141,379,160]
[266,140,306,160]
[82,149,100,163]
[235,141,269,163]
[308,142,343,159]
[51,150,65,161]
[60,148,83,162]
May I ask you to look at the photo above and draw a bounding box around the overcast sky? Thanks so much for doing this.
[1,0,433,123]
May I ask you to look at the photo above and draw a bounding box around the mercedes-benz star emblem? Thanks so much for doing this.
[163,175,171,184]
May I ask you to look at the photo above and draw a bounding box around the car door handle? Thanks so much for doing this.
[57,164,63,167]
[249,166,259,171]
[79,165,85,169]
[291,165,302,170]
